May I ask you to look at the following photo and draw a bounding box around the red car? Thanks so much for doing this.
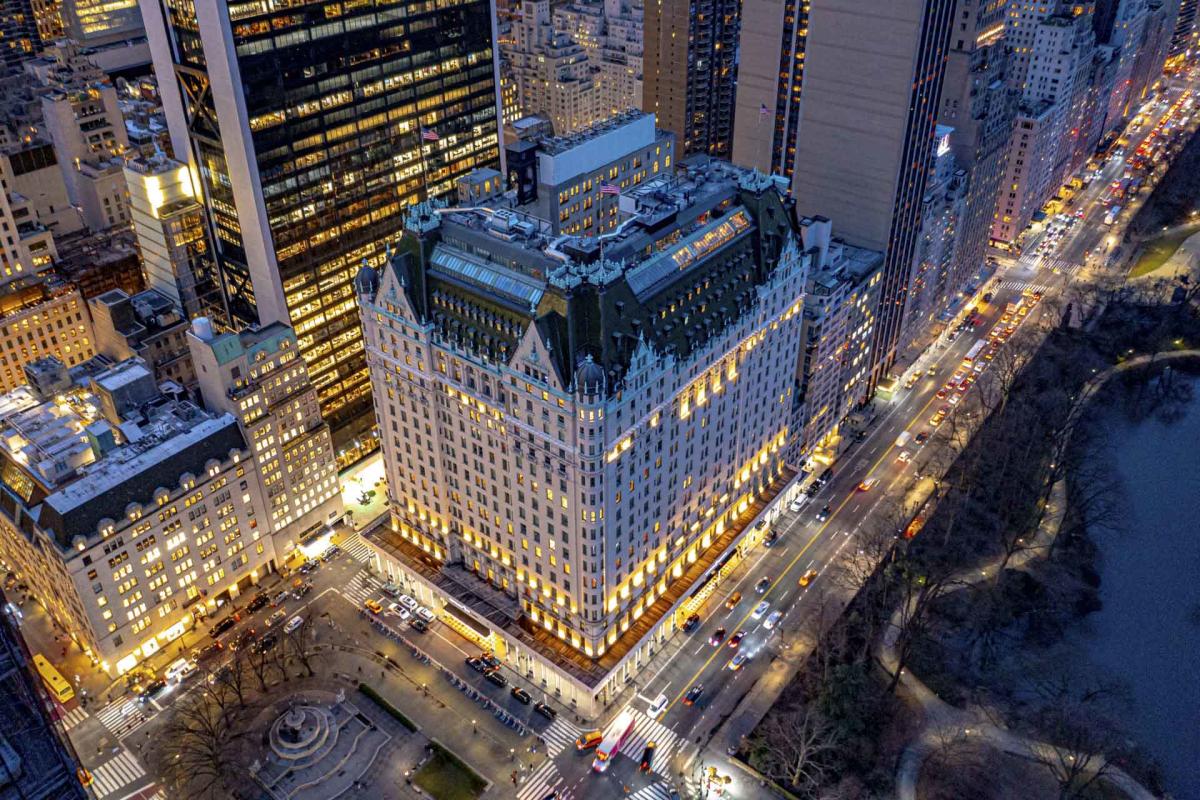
[727,630,747,649]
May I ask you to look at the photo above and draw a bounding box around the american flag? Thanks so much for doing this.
[421,127,439,141]
[599,183,621,196]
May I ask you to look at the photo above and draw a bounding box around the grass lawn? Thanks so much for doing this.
[1129,229,1193,278]
[412,746,487,800]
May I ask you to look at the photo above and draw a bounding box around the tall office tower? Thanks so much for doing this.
[357,160,809,716]
[124,154,222,321]
[788,0,956,384]
[731,0,808,175]
[140,0,503,462]
[505,0,603,135]
[0,591,90,800]
[938,0,1015,288]
[1006,1,1095,89]
[1168,0,1198,63]
[0,0,40,76]
[643,0,739,156]
[993,10,1095,243]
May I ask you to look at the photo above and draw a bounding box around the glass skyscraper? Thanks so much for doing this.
[142,0,503,458]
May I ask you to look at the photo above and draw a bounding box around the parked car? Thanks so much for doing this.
[466,657,486,673]
[409,618,429,633]
[165,658,197,683]
[534,702,557,720]
[415,606,435,623]
[485,671,508,688]
[283,615,304,634]
[246,592,269,613]
[320,545,340,561]
[211,617,237,638]
[291,582,313,600]
[763,530,779,548]
[230,628,257,651]
[682,613,701,633]
[254,633,278,653]
[192,642,223,664]
[139,678,167,703]
[271,590,291,607]
[481,654,501,671]
[510,687,531,704]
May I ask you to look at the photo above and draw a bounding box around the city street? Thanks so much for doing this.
[19,69,1195,800]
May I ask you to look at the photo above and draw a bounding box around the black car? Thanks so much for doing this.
[534,702,557,720]
[763,531,779,548]
[139,678,167,703]
[320,546,341,562]
[246,592,269,613]
[291,582,313,600]
[192,642,223,663]
[409,617,429,633]
[299,560,320,574]
[683,685,703,706]
[640,741,657,772]
[254,633,277,653]
[510,686,532,704]
[485,670,508,688]
[682,613,701,633]
[211,617,237,638]
[755,577,771,594]
[481,654,501,670]
[815,504,832,522]
[466,656,486,673]
[914,431,930,445]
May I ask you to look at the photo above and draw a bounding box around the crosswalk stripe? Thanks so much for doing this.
[94,699,150,738]
[517,760,565,800]
[619,709,680,776]
[340,532,376,565]
[628,782,675,800]
[539,716,585,757]
[90,749,146,798]
[59,706,88,731]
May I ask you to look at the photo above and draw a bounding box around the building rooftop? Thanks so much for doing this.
[0,358,245,549]
[383,157,798,394]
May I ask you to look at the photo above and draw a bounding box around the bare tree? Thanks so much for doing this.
[282,613,320,677]
[884,553,955,695]
[153,680,253,800]
[748,704,842,796]
[208,650,251,708]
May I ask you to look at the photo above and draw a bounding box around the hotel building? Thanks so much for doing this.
[357,159,811,716]
[140,0,504,459]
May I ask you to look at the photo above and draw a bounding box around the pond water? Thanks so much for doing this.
[1077,374,1200,797]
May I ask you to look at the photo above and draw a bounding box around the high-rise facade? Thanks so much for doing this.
[642,0,739,157]
[357,160,809,715]
[938,0,1015,290]
[140,0,504,460]
[1168,0,1198,63]
[786,0,956,383]
[731,0,809,176]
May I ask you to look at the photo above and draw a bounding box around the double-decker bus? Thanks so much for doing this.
[962,339,986,367]
[591,709,636,772]
[32,653,76,710]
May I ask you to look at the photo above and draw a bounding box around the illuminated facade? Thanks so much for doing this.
[141,0,504,458]
[357,160,810,715]
[642,0,739,156]
[793,216,883,458]
[0,281,94,393]
[59,0,143,46]
[0,318,340,675]
[124,155,222,322]
[188,320,343,551]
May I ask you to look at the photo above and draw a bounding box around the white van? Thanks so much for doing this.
[647,693,668,718]
[166,657,197,683]
[283,615,304,634]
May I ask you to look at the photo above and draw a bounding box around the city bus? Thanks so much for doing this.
[591,709,636,773]
[32,653,76,709]
[962,339,986,367]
